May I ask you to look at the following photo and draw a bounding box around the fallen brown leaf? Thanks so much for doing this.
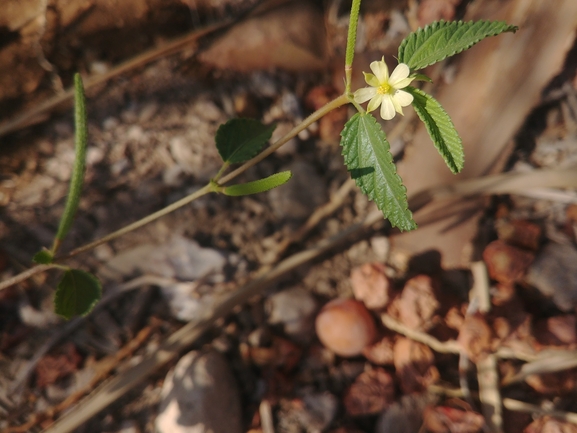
[199,1,326,71]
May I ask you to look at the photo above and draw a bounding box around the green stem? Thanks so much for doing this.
[57,183,213,260]
[345,0,362,95]
[213,162,230,182]
[62,94,350,259]
[219,93,350,185]
[0,264,60,291]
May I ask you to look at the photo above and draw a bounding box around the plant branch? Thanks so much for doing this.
[218,94,350,186]
[57,183,213,260]
[344,0,362,94]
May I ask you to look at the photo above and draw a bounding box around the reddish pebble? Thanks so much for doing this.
[315,299,376,357]
[483,240,534,284]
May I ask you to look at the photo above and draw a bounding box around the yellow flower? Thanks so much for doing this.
[354,58,415,120]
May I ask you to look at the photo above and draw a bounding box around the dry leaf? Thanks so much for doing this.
[199,1,326,71]
[344,366,395,416]
[350,263,391,310]
[394,338,439,393]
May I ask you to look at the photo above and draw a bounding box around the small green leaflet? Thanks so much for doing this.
[340,113,416,231]
[215,118,276,164]
[33,249,54,264]
[406,86,464,174]
[54,269,102,319]
[398,20,518,70]
[224,171,292,196]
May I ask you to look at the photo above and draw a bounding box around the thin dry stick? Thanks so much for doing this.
[380,312,536,362]
[259,400,275,433]
[380,313,461,354]
[502,398,577,425]
[471,261,503,433]
[502,349,577,386]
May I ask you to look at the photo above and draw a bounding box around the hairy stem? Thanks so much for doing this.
[57,183,214,260]
[345,0,362,94]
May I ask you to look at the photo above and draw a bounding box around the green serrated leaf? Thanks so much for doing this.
[54,73,88,248]
[224,171,292,196]
[33,249,54,264]
[406,86,464,174]
[215,118,276,164]
[340,113,416,231]
[398,20,518,70]
[54,269,102,319]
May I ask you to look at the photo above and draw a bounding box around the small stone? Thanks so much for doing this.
[156,350,242,433]
[525,242,577,311]
[362,335,395,365]
[103,117,120,130]
[423,405,485,433]
[393,338,439,394]
[495,219,542,250]
[525,416,577,433]
[344,366,395,416]
[315,298,376,357]
[294,391,338,432]
[350,263,391,310]
[266,287,318,341]
[533,315,577,347]
[370,236,390,262]
[456,313,493,363]
[483,240,534,284]
[396,275,440,331]
[138,102,158,123]
[375,394,434,433]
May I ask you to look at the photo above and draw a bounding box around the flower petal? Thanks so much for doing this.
[354,87,377,104]
[380,95,396,120]
[390,94,404,115]
[370,58,389,83]
[366,94,383,113]
[390,76,414,89]
[393,90,414,107]
[389,63,410,85]
[363,72,380,87]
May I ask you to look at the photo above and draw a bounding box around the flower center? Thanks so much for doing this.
[377,83,392,95]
